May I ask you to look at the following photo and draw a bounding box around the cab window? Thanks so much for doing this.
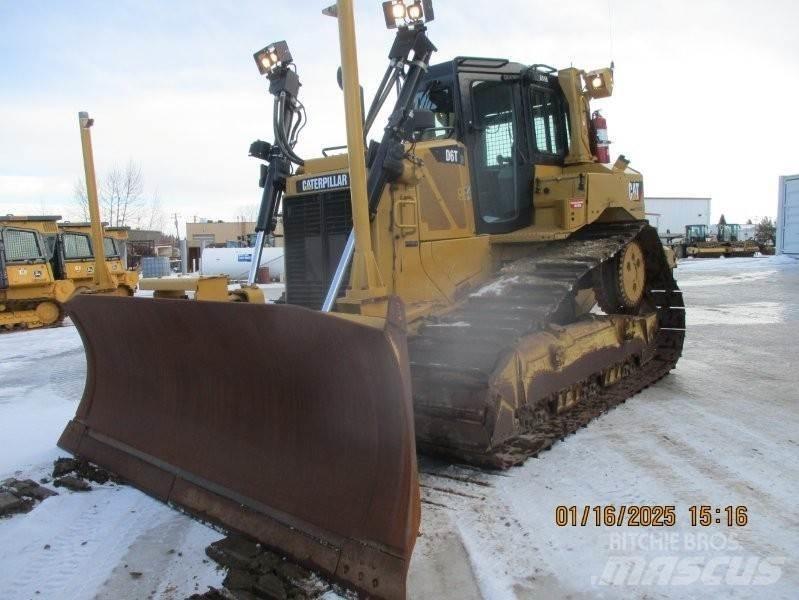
[63,233,93,259]
[414,80,456,139]
[104,237,120,257]
[529,88,567,156]
[471,79,520,224]
[4,229,42,262]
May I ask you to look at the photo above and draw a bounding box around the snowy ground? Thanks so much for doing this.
[1,255,798,599]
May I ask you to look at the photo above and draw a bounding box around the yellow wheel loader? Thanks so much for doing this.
[0,215,75,331]
[59,1,685,598]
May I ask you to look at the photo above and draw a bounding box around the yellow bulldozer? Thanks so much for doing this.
[39,112,142,299]
[59,1,685,598]
[52,221,138,295]
[0,215,76,330]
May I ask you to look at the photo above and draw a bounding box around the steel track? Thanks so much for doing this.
[410,221,686,468]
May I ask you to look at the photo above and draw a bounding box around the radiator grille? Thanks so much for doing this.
[283,189,353,309]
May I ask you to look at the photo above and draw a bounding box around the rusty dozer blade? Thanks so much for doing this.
[58,294,420,599]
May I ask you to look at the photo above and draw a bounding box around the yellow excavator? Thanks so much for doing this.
[0,215,75,330]
[59,1,685,598]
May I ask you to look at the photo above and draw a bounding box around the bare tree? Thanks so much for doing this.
[136,191,166,232]
[72,177,90,221]
[73,160,167,230]
[101,160,145,227]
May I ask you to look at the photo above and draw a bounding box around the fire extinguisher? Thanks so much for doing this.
[591,110,610,164]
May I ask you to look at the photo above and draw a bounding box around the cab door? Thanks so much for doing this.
[460,74,531,234]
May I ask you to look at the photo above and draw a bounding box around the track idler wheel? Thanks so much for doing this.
[35,301,61,325]
[594,240,646,314]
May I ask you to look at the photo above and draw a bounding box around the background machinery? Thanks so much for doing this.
[59,1,685,598]
[73,113,264,302]
[674,223,721,258]
[0,215,75,330]
[52,221,138,295]
[717,223,759,257]
[674,223,758,258]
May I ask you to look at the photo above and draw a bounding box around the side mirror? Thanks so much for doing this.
[410,109,435,131]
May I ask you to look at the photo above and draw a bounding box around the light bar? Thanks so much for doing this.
[382,0,434,29]
[253,41,293,76]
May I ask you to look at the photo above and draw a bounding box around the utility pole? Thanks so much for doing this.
[173,213,180,241]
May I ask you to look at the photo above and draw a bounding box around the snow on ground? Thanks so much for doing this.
[1,255,798,599]
[0,327,226,599]
[410,255,799,599]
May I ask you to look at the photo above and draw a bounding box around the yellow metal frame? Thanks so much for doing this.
[335,0,386,305]
[281,26,649,335]
[138,275,265,303]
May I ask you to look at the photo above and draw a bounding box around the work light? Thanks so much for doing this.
[253,41,292,76]
[583,68,613,99]
[382,0,434,29]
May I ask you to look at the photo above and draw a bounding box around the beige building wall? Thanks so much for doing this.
[185,220,284,248]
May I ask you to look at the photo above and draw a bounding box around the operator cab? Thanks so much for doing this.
[414,58,571,234]
[0,226,49,290]
[684,224,708,244]
[717,223,740,243]
[0,227,48,264]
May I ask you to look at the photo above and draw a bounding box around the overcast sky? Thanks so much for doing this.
[1,0,797,230]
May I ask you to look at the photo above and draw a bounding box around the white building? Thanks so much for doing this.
[777,175,799,255]
[645,197,711,237]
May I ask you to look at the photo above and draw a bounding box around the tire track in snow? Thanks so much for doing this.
[47,346,87,401]
[2,489,167,599]
[602,430,795,560]
[94,515,193,599]
[3,492,103,599]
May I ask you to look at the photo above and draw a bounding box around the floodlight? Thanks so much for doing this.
[253,41,293,76]
[583,68,614,99]
[382,0,434,29]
